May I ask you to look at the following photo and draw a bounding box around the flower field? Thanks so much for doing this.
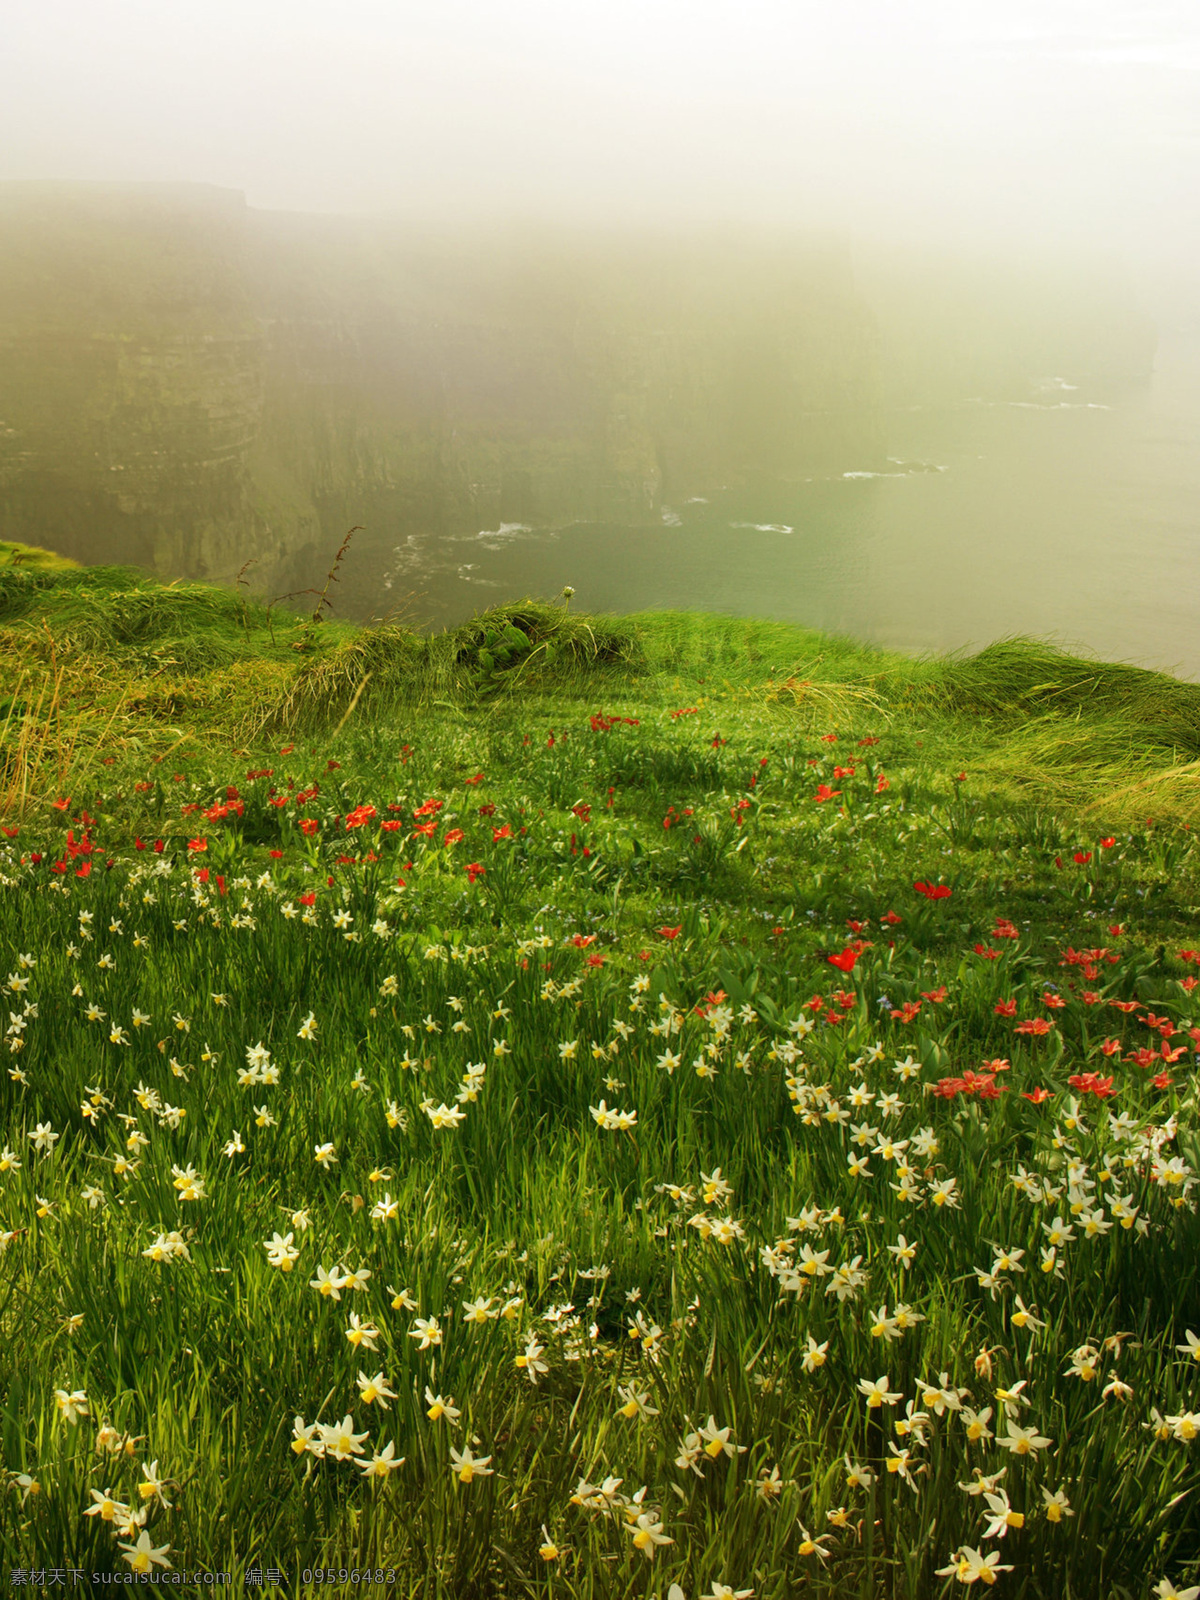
[2,596,1200,1597]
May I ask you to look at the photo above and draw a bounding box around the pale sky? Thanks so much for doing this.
[2,1,1197,287]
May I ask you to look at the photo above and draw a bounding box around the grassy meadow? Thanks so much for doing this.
[1,556,1199,1597]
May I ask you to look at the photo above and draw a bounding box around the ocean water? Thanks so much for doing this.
[374,327,1200,680]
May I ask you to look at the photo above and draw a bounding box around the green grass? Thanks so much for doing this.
[0,560,1198,1596]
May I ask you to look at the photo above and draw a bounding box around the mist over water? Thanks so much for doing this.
[357,323,1200,678]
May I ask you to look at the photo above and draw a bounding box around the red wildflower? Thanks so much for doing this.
[345,804,377,829]
[1153,1072,1174,1089]
[572,935,596,949]
[890,1001,923,1024]
[828,947,859,973]
[966,1071,1004,1100]
[820,733,837,743]
[881,910,903,925]
[813,785,842,803]
[1108,1000,1140,1014]
[492,824,513,842]
[187,838,207,853]
[1067,1072,1115,1099]
[973,945,1003,960]
[935,1071,1002,1101]
[444,828,464,846]
[994,999,1017,1017]
[857,736,879,746]
[465,773,485,785]
[298,892,316,906]
[465,862,485,884]
[1041,991,1068,1009]
[1073,852,1092,865]
[932,1078,965,1099]
[875,774,890,793]
[586,954,605,968]
[913,881,952,899]
[299,819,319,836]
[833,764,856,779]
[1100,837,1115,848]
[920,986,949,1004]
[1014,1018,1054,1036]
[658,925,682,940]
[993,918,1020,939]
[1126,1046,1162,1069]
[1022,1087,1053,1104]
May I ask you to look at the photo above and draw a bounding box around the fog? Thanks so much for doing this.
[3,2,1200,672]
[3,0,1198,301]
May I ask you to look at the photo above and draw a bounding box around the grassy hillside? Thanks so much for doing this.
[1,553,1200,832]
[1,558,1199,1596]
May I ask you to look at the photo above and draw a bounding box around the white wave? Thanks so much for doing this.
[684,496,709,504]
[964,398,1111,411]
[730,521,794,533]
[475,522,532,539]
[844,461,948,479]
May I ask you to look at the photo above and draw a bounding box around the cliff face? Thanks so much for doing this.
[0,185,883,595]
[0,185,1158,610]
